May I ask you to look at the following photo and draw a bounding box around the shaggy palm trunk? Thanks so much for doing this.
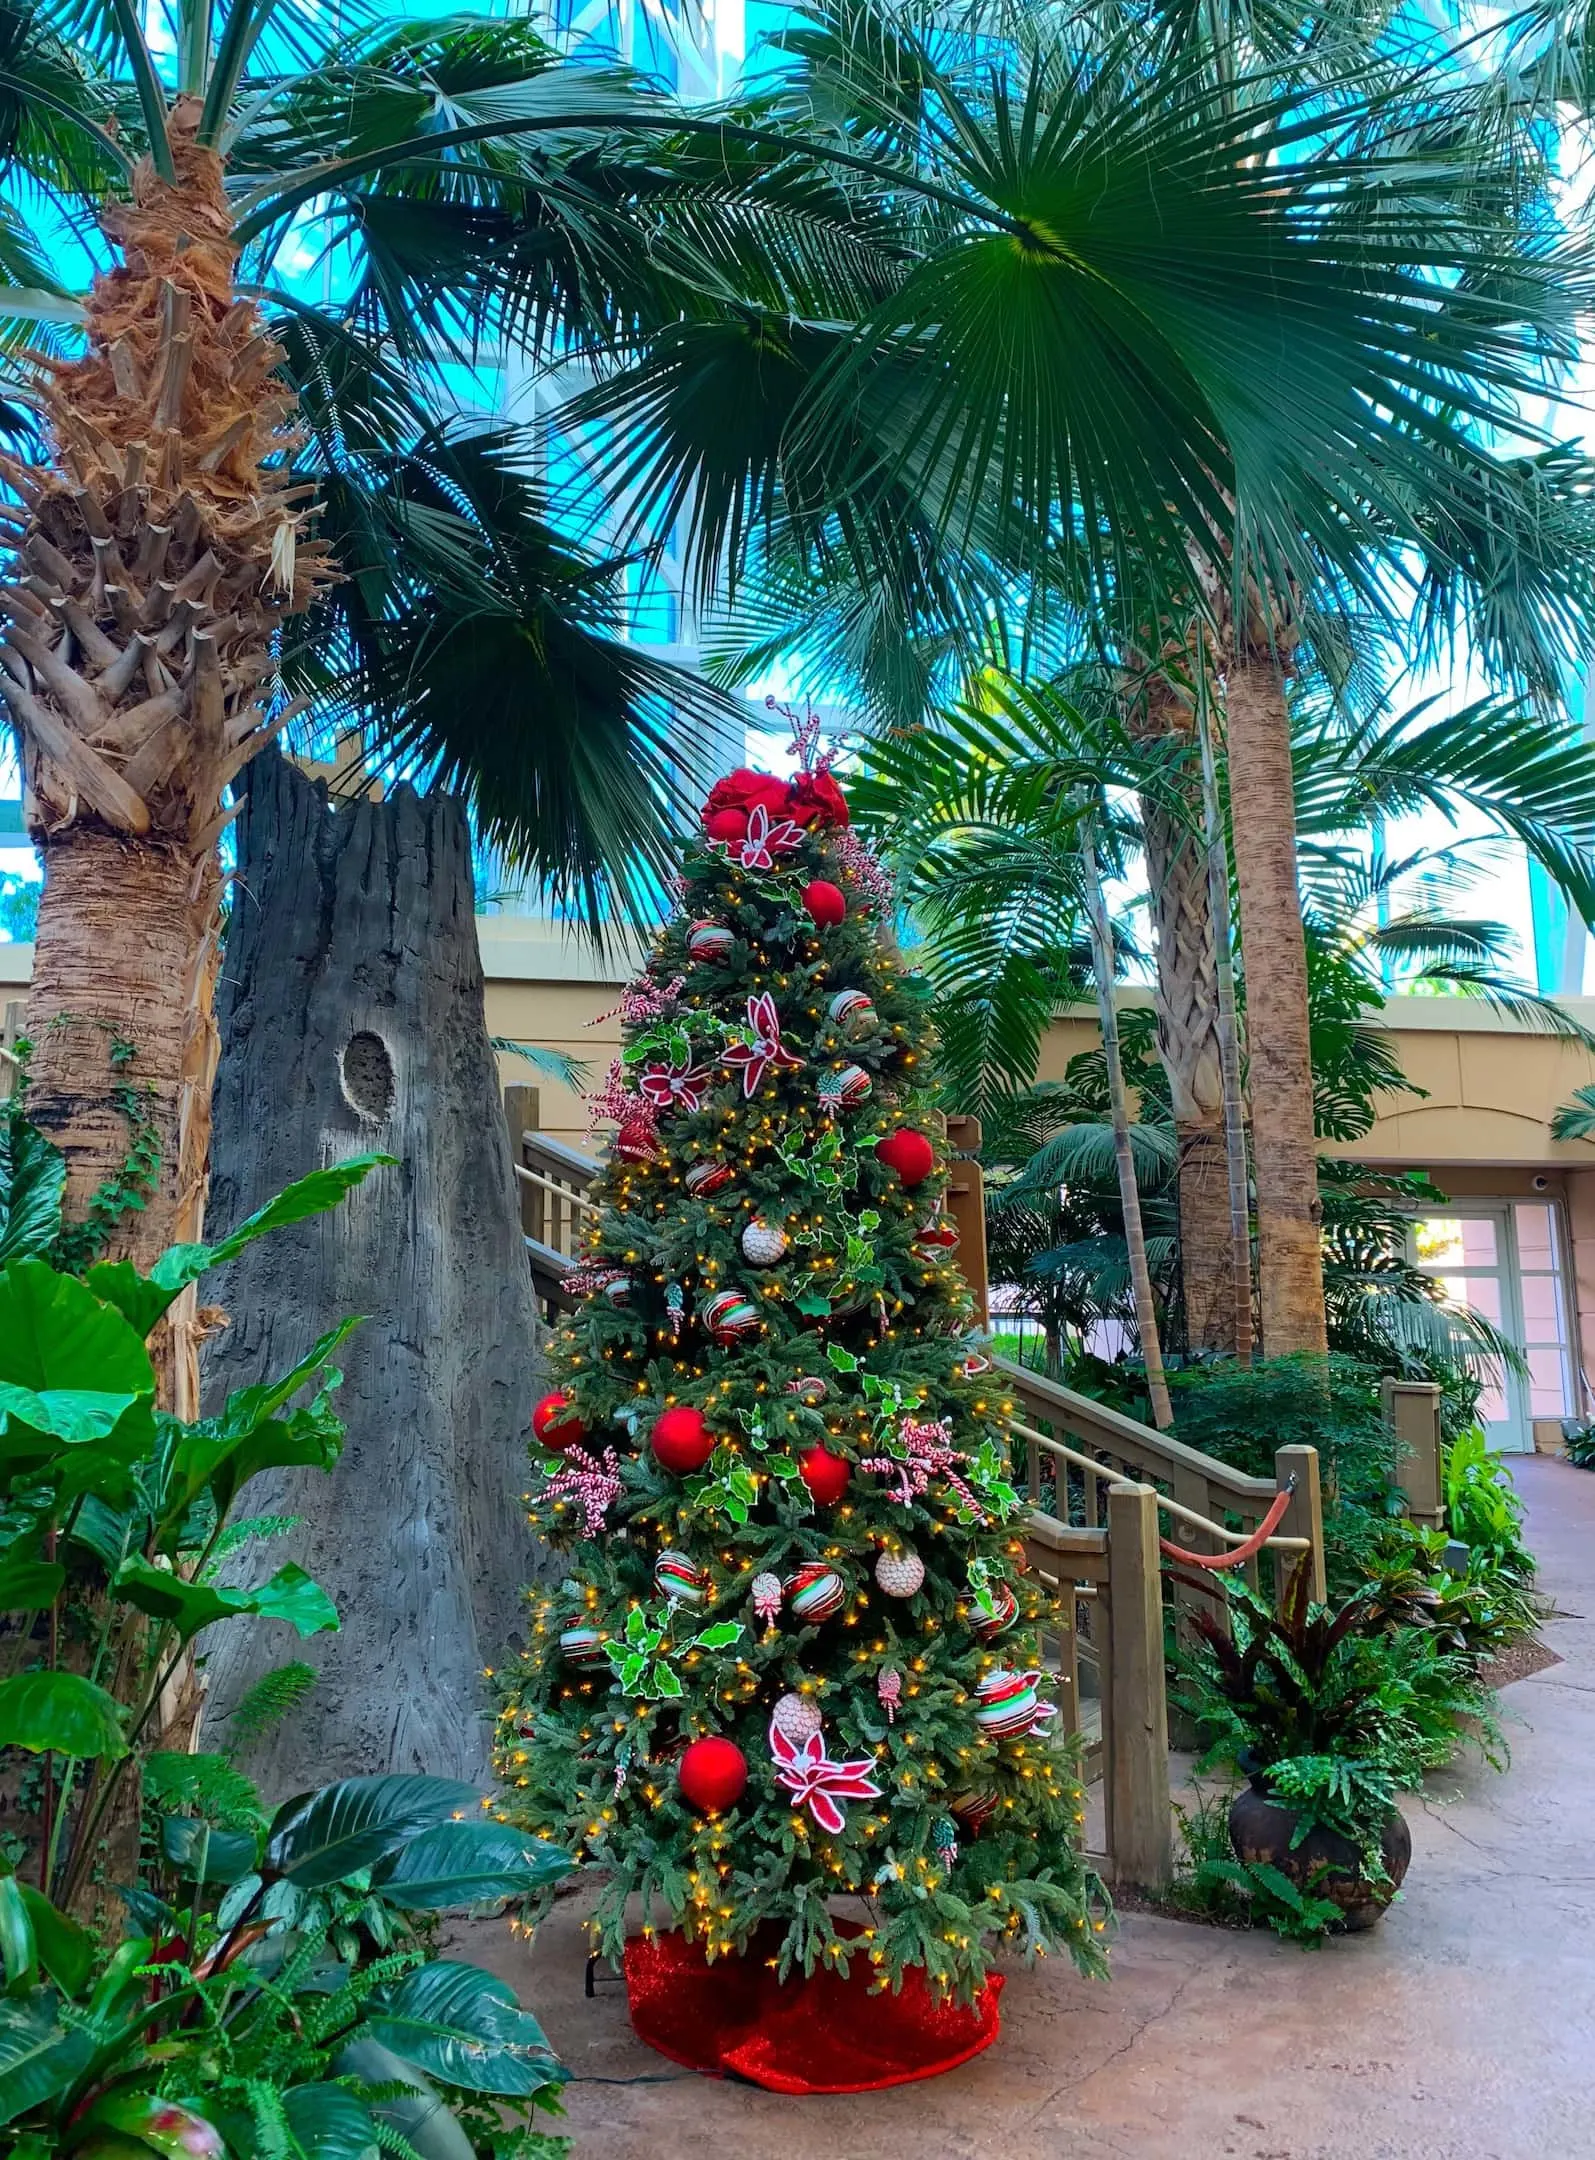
[1142,790,1235,1352]
[0,104,323,1411]
[1128,645,1250,1358]
[1080,821,1174,1428]
[1223,649,1327,1357]
[1195,676,1254,1367]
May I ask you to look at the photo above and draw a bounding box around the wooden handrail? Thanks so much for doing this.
[995,1357,1277,1505]
[521,1130,605,1181]
[515,1162,597,1212]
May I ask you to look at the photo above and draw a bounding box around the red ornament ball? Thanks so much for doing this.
[801,879,848,929]
[651,1404,715,1475]
[875,1128,936,1187]
[531,1392,584,1453]
[798,1446,852,1507]
[678,1734,748,1814]
[704,807,748,843]
[616,1113,662,1163]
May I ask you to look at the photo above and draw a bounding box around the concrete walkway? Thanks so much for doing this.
[477,1456,1595,2159]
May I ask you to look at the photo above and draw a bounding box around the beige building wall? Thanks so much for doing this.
[8,932,1595,1404]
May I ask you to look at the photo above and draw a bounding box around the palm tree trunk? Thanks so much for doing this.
[1141,788,1236,1353]
[1223,649,1327,1357]
[1080,821,1174,1428]
[1195,667,1254,1366]
[2,107,323,1407]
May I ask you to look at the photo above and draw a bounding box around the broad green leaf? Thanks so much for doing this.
[0,1993,95,2126]
[16,1891,93,1998]
[0,1123,64,1267]
[79,1264,170,1343]
[372,1821,573,1909]
[0,1383,142,1447]
[115,1558,338,1643]
[0,1876,35,1992]
[148,1157,396,1294]
[329,2038,475,2160]
[0,1559,63,1611]
[171,1386,347,1518]
[281,2085,381,2160]
[361,1961,567,2096]
[265,1776,483,1888]
[0,1259,153,1399]
[651,1664,683,1699]
[692,1622,743,1650]
[0,1672,125,1759]
[160,1819,260,1887]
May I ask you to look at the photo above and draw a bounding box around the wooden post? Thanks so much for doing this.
[1105,1482,1173,1889]
[1381,1379,1444,1532]
[943,1113,989,1327]
[1274,1443,1326,1605]
[503,1084,541,1245]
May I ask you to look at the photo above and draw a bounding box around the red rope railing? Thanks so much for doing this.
[1157,1480,1295,1571]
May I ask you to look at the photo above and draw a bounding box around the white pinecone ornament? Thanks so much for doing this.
[741,1217,789,1266]
[772,1691,824,1745]
[874,1547,926,1598]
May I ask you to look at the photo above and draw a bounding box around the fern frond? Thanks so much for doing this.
[227,1662,319,1757]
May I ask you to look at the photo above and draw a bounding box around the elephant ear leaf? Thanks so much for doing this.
[265,1776,484,1888]
[360,1961,567,2095]
[0,1672,126,1759]
[0,1118,64,1267]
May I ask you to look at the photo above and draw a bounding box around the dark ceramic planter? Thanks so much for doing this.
[1229,1780,1412,1932]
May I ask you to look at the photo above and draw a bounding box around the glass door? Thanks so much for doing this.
[1407,1203,1577,1452]
[1408,1209,1523,1452]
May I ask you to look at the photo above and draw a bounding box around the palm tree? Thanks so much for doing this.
[609,0,1595,1355]
[0,0,885,1342]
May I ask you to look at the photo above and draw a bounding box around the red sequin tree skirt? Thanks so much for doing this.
[622,1923,1004,2094]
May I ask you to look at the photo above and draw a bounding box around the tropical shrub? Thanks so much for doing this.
[1444,1429,1534,1583]
[1360,1519,1538,1660]
[0,1771,574,2155]
[0,1104,574,2153]
[1562,1421,1595,1469]
[1168,1355,1403,1586]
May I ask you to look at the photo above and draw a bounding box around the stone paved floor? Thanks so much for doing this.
[473,1455,1595,2159]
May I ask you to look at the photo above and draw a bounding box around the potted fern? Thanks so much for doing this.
[1176,1569,1433,1932]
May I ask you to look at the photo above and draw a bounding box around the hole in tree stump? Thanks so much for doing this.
[340,1030,395,1122]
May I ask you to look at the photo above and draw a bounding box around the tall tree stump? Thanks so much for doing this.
[199,751,538,1792]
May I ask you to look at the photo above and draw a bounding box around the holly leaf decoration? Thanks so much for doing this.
[691,1622,744,1652]
[794,1294,832,1317]
[826,1345,862,1374]
[652,1666,684,1699]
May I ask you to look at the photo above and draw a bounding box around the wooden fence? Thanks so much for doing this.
[503,1090,1329,1888]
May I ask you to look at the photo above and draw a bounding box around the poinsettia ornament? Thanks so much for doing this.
[638,1057,714,1114]
[728,801,805,870]
[723,991,805,1098]
[767,1713,883,1834]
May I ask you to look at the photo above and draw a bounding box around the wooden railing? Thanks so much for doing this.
[501,1090,1327,1888]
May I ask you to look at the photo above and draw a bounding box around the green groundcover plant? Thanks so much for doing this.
[0,1095,573,2155]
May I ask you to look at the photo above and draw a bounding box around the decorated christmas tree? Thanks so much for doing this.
[497,724,1106,2012]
